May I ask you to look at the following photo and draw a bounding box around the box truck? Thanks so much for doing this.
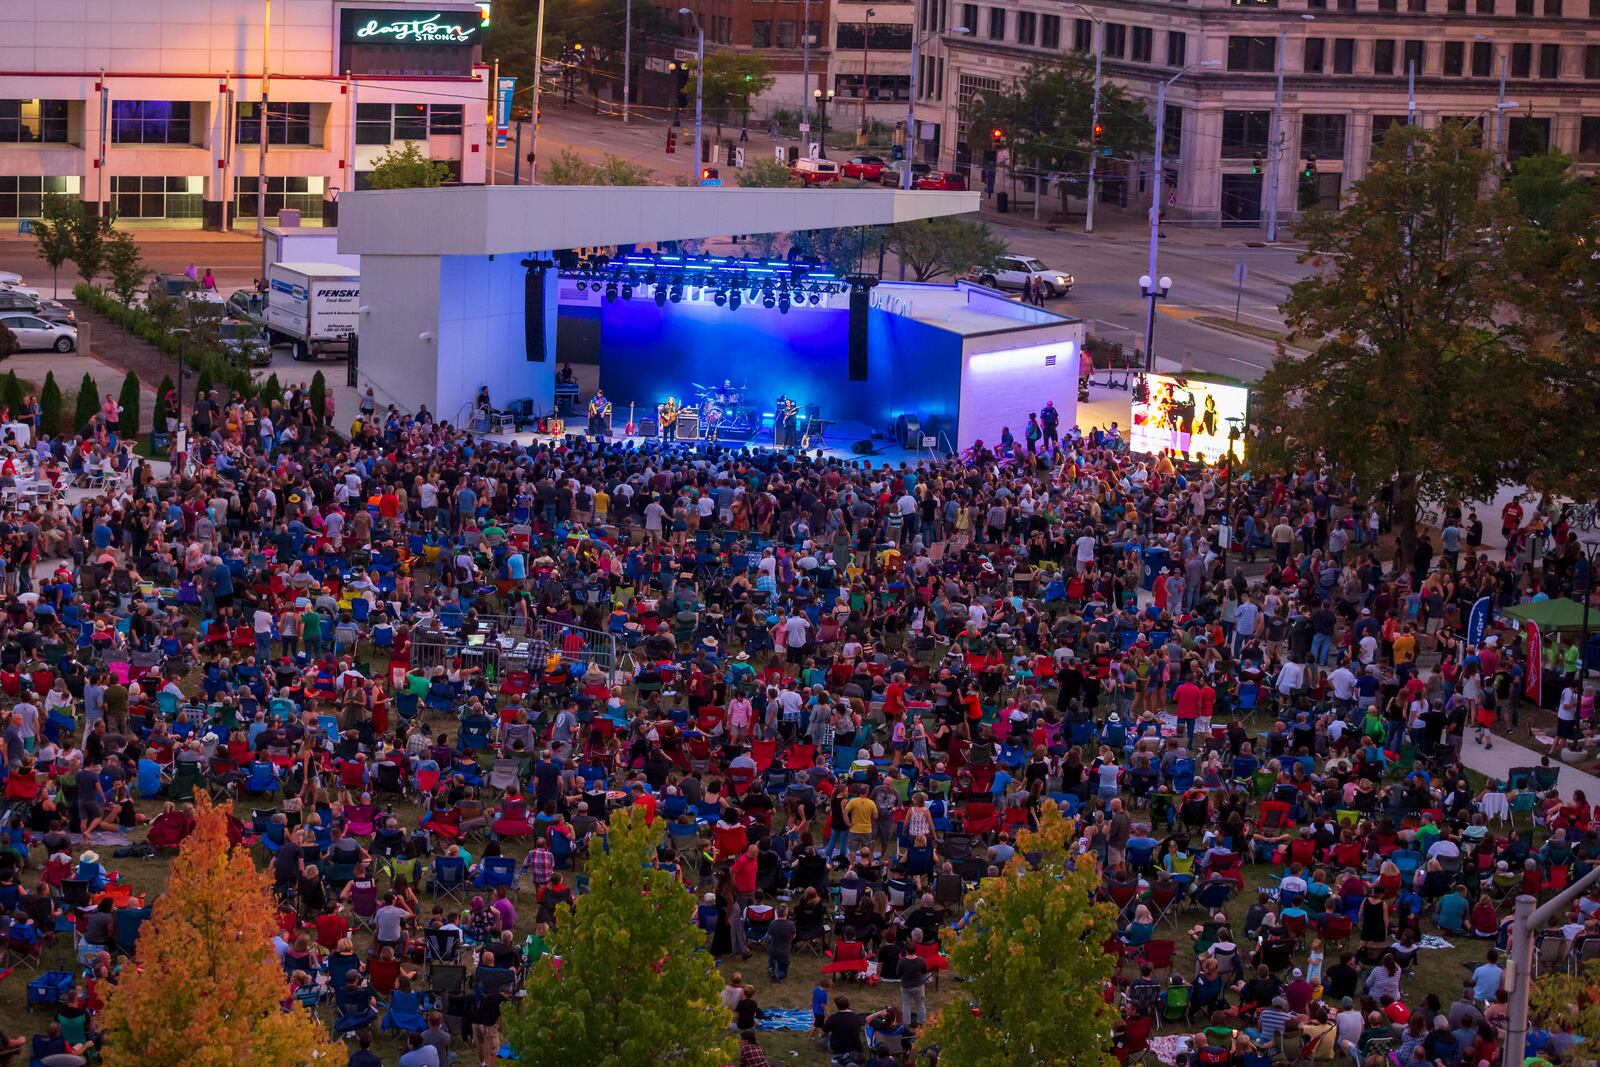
[264,262,360,361]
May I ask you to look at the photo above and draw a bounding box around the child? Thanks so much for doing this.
[721,973,745,1016]
[1305,938,1325,998]
[811,977,832,1033]
[467,896,495,943]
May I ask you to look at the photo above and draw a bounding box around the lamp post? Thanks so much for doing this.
[1218,416,1245,572]
[802,0,813,131]
[622,0,633,122]
[1503,865,1600,1067]
[256,0,271,236]
[1059,4,1103,232]
[679,7,704,182]
[813,88,835,158]
[1143,60,1218,370]
[858,7,876,141]
[1475,34,1512,183]
[904,26,969,187]
[530,0,548,181]
[171,327,191,426]
[1265,15,1316,243]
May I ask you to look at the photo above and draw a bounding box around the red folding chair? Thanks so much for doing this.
[784,743,816,771]
[821,940,872,976]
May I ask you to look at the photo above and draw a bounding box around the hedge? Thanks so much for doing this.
[73,284,257,400]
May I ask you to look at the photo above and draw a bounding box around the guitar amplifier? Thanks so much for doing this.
[639,417,658,438]
[589,413,611,435]
[675,411,699,440]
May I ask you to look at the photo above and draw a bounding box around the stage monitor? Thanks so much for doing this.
[1129,373,1249,464]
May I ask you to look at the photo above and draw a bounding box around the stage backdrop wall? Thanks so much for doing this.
[584,299,963,438]
[437,254,556,424]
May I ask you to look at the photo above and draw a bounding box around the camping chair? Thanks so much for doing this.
[428,856,468,902]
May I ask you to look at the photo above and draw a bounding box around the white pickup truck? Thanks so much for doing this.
[968,255,1075,298]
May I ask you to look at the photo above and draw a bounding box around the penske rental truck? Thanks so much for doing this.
[264,262,360,361]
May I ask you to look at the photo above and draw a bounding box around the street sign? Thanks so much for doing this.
[1234,262,1248,286]
[494,75,516,147]
[1101,147,1113,156]
[1233,262,1248,323]
[734,146,746,168]
[798,122,811,133]
[774,146,786,162]
[673,47,697,62]
[808,142,820,160]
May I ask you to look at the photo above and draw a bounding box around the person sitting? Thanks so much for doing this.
[1434,885,1470,934]
[333,971,380,1034]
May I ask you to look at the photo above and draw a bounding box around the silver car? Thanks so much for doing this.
[0,313,77,352]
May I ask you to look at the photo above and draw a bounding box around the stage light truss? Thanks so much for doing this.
[558,252,873,306]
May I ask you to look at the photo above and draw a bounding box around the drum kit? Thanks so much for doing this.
[686,379,758,441]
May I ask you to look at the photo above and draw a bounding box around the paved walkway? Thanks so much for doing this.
[1458,731,1600,798]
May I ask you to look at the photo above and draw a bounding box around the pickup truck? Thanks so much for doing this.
[968,254,1075,298]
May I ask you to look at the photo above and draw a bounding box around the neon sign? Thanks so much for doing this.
[352,13,479,44]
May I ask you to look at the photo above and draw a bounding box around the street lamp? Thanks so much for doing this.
[1265,15,1316,243]
[679,7,704,184]
[170,327,191,431]
[1143,60,1219,370]
[858,8,876,141]
[1475,33,1510,182]
[813,88,836,158]
[1138,273,1172,372]
[1218,415,1246,572]
[1060,4,1103,232]
[903,26,969,188]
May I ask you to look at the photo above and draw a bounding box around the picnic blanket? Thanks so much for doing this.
[1149,1034,1190,1065]
[756,1008,820,1032]
[1419,934,1456,950]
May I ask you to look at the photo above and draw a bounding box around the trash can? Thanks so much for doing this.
[1140,547,1170,591]
[996,190,1009,213]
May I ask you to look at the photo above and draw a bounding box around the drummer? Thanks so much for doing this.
[716,378,740,405]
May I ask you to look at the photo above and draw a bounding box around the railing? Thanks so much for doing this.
[410,613,620,683]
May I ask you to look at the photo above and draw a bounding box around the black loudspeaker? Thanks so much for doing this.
[848,285,870,381]
[525,265,547,362]
[851,439,876,455]
[639,418,658,438]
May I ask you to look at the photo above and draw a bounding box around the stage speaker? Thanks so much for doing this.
[639,417,658,438]
[851,439,875,455]
[894,414,920,450]
[848,285,870,381]
[525,265,547,362]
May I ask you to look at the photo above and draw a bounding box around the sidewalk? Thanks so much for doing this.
[1458,731,1600,798]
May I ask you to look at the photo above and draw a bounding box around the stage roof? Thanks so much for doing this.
[337,186,981,258]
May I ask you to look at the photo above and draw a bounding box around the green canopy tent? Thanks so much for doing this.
[1500,598,1590,634]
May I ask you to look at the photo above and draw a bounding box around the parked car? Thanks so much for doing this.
[0,313,77,352]
[967,254,1075,297]
[0,280,43,301]
[878,161,930,187]
[790,158,842,185]
[916,170,969,191]
[841,155,887,181]
[510,105,531,122]
[226,288,267,326]
[0,290,73,325]
[218,317,272,366]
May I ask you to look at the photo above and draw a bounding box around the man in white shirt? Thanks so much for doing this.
[253,606,276,662]
[1074,532,1098,573]
[1328,662,1358,707]
[783,613,811,664]
[1277,658,1307,698]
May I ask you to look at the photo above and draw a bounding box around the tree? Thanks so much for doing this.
[103,230,150,308]
[966,57,1151,216]
[544,149,653,186]
[1531,959,1600,1044]
[31,194,80,299]
[74,372,101,432]
[0,371,23,411]
[1257,121,1594,565]
[366,141,453,190]
[68,208,107,288]
[155,373,175,409]
[789,227,883,276]
[1505,151,1588,231]
[885,216,1008,282]
[194,365,213,399]
[118,372,141,438]
[736,158,798,189]
[484,0,671,106]
[0,324,16,362]
[504,807,734,1067]
[694,52,775,135]
[917,805,1119,1067]
[259,373,282,407]
[99,795,342,1067]
[39,372,60,437]
[309,371,327,430]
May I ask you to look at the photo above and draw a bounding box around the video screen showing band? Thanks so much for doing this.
[1129,374,1249,464]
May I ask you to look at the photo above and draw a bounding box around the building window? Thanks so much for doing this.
[1588,44,1600,79]
[1374,39,1396,74]
[235,176,327,221]
[1131,26,1153,61]
[0,100,69,143]
[1041,15,1061,48]
[1304,38,1325,73]
[1516,0,1533,12]
[1378,0,1396,9]
[1103,23,1126,57]
[110,175,203,219]
[429,105,463,135]
[109,100,193,145]
[1301,113,1347,156]
[1546,0,1563,12]
[1333,38,1355,73]
[1017,11,1037,44]
[1307,0,1325,9]
[1443,40,1464,75]
[1407,0,1425,10]
[834,73,913,101]
[752,20,771,46]
[1477,0,1494,9]
[1371,113,1408,146]
[961,4,979,31]
[1403,40,1425,74]
[1072,18,1092,51]
[1221,109,1271,156]
[1164,103,1183,154]
[1511,42,1532,76]
[1227,35,1276,72]
[1229,0,1278,6]
[236,102,313,146]
[1580,116,1600,161]
[0,176,78,219]
[1447,0,1466,9]
[1508,115,1551,158]
[356,103,392,145]
[1166,30,1187,66]
[837,22,912,49]
[776,21,797,47]
[987,7,1005,39]
[1540,43,1561,77]
[393,103,428,140]
[1473,41,1494,77]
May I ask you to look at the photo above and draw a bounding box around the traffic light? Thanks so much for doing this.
[1092,122,1104,142]
[1251,153,1262,175]
[476,2,491,25]
[1302,153,1317,178]
[991,127,1003,145]
[666,129,677,154]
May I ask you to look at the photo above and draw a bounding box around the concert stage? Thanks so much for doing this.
[337,185,1085,451]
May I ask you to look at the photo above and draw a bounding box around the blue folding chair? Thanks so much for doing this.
[474,855,518,891]
[429,855,468,902]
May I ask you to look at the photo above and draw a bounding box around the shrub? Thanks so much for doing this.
[0,371,22,413]
[118,372,141,437]
[74,372,100,433]
[39,372,61,437]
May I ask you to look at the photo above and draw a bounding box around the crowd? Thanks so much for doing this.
[0,375,1596,1067]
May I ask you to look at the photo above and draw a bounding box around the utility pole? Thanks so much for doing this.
[1145,77,1168,372]
[530,0,548,181]
[1086,19,1102,233]
[859,8,876,141]
[1494,51,1508,182]
[801,0,812,131]
[490,58,499,184]
[1265,29,1286,243]
[623,0,633,122]
[256,0,271,236]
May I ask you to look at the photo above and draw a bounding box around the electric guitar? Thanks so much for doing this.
[800,417,811,450]
[624,402,636,436]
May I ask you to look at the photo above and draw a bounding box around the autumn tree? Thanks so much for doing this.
[504,806,734,1067]
[1255,120,1596,564]
[99,795,342,1067]
[1530,958,1600,1044]
[917,804,1120,1067]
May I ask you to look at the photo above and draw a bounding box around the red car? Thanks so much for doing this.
[915,170,969,191]
[841,155,887,181]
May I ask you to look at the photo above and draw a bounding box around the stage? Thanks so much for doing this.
[473,420,934,466]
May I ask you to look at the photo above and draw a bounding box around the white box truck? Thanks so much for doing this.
[260,227,359,282]
[264,262,360,361]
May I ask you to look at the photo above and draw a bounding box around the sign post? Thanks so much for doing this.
[495,75,516,148]
[1233,262,1248,323]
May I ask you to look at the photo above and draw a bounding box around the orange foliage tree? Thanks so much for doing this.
[99,795,342,1067]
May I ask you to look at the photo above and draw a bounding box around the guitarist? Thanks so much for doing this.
[776,395,799,449]
[587,389,612,438]
[658,396,680,441]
